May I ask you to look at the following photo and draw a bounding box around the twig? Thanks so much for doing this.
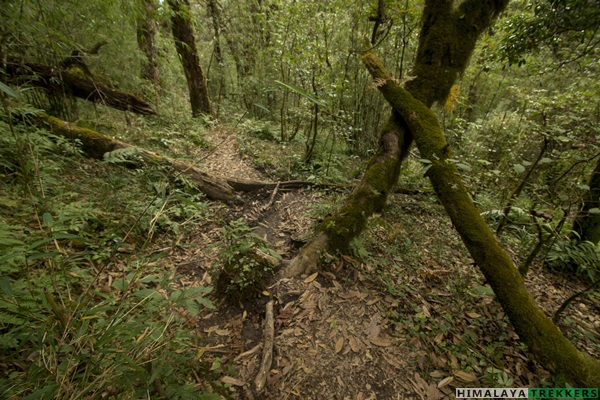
[497,136,548,235]
[153,378,167,399]
[261,182,280,211]
[553,279,600,323]
[234,343,262,362]
[254,300,275,393]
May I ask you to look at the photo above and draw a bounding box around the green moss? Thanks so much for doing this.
[44,114,119,158]
[364,46,600,387]
[405,1,510,106]
[321,123,402,251]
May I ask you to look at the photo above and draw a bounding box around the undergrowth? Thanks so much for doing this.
[353,194,597,389]
[215,218,281,303]
[0,99,222,399]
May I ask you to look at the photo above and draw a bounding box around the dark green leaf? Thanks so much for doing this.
[0,278,13,298]
[42,213,53,227]
[0,82,18,98]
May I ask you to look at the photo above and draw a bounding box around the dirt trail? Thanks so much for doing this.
[169,125,425,399]
[201,125,266,182]
[169,125,599,399]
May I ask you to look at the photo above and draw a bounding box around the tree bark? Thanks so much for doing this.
[362,47,600,388]
[284,0,510,277]
[572,156,600,244]
[137,0,161,87]
[166,0,212,117]
[6,61,157,116]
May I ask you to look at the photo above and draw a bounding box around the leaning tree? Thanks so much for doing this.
[283,0,600,386]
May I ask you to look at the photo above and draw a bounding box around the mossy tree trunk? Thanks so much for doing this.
[284,0,509,277]
[38,113,234,202]
[36,113,351,203]
[166,0,212,117]
[6,61,157,116]
[362,47,600,388]
[572,156,600,244]
[137,0,161,88]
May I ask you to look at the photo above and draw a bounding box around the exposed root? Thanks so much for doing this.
[261,182,280,211]
[254,300,275,393]
[282,232,330,278]
[234,343,262,362]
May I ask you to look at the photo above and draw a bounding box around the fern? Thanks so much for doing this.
[103,147,145,167]
[546,239,600,280]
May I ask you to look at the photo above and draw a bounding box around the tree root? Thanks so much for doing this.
[254,300,274,393]
[234,343,262,362]
[281,232,330,277]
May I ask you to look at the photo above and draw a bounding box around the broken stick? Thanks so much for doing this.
[254,300,274,393]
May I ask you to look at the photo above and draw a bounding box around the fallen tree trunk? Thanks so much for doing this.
[6,61,157,116]
[38,113,235,202]
[225,177,426,195]
[363,48,600,388]
[36,113,370,203]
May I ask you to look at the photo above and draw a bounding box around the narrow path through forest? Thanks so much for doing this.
[157,125,599,399]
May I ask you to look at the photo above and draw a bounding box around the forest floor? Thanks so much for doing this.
[150,124,600,399]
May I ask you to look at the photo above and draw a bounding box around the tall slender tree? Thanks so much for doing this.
[207,0,223,65]
[137,0,160,88]
[167,0,212,117]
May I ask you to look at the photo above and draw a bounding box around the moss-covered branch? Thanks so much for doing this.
[362,48,600,387]
[38,113,236,202]
[281,115,408,277]
[7,62,157,116]
[36,114,361,205]
[282,0,509,277]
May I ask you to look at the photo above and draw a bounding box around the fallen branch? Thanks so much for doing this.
[261,182,280,211]
[254,300,274,393]
[7,61,157,115]
[38,113,237,202]
[553,279,600,323]
[35,113,409,203]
